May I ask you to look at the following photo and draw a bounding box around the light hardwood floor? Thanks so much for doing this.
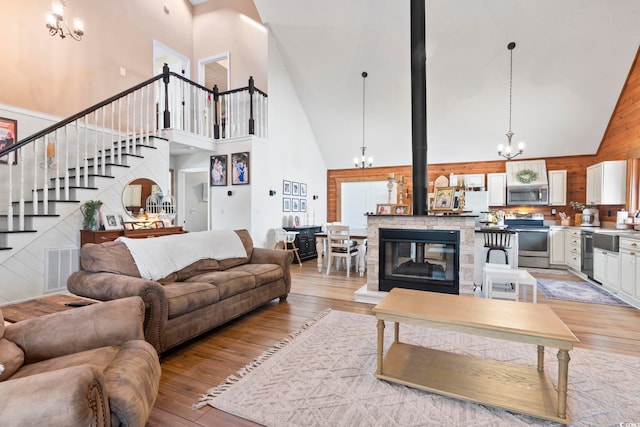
[147,261,640,426]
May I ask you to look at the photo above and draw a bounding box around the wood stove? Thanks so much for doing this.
[378,228,460,294]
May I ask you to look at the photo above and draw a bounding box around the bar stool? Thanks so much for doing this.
[483,229,515,264]
[474,229,516,292]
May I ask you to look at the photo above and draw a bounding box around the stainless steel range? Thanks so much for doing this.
[504,213,550,268]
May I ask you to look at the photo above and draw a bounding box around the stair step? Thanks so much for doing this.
[0,229,38,234]
[0,247,12,250]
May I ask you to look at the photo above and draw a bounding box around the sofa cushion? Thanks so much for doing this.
[184,270,255,300]
[229,264,283,287]
[217,230,254,270]
[163,282,221,319]
[80,241,141,277]
[174,258,220,281]
[9,346,118,380]
[0,338,24,381]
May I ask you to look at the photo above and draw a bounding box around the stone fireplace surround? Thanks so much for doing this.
[362,215,476,300]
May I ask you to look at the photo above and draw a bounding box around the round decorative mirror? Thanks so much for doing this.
[122,178,159,217]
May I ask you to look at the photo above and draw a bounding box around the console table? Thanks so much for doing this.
[284,226,321,261]
[80,226,185,246]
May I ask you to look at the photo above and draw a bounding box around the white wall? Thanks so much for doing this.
[249,32,328,248]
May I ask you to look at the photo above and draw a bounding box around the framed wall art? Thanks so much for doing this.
[231,152,250,185]
[292,181,299,196]
[101,211,123,230]
[283,180,291,195]
[300,199,307,212]
[433,186,455,211]
[300,183,307,197]
[376,204,392,215]
[0,117,18,165]
[283,198,291,212]
[292,198,300,212]
[210,155,227,186]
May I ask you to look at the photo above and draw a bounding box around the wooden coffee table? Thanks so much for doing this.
[372,288,579,424]
[1,293,98,324]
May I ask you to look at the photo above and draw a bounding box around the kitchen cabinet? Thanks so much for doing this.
[594,248,619,292]
[549,227,565,265]
[487,173,506,206]
[586,160,627,205]
[565,229,581,271]
[619,237,640,298]
[548,170,567,206]
[449,173,484,189]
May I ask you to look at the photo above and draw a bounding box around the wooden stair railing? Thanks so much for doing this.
[0,66,267,250]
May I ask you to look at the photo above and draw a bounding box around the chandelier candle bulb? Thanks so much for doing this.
[46,142,55,158]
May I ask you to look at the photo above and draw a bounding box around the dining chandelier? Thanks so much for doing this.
[354,71,373,168]
[497,42,524,160]
[46,0,84,41]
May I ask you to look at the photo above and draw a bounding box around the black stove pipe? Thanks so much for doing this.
[411,0,427,216]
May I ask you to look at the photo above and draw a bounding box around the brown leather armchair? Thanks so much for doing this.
[0,296,161,427]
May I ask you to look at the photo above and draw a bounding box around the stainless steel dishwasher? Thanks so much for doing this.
[581,230,593,279]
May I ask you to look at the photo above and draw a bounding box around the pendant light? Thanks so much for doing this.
[497,42,524,160]
[354,71,373,168]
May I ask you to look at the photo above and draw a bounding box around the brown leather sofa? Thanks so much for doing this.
[68,229,293,353]
[0,296,160,427]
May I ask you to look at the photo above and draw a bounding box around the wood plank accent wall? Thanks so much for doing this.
[327,47,640,225]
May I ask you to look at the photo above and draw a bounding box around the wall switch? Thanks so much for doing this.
[120,67,126,76]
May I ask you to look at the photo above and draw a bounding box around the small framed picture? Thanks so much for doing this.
[434,186,455,211]
[210,155,227,186]
[231,152,250,185]
[283,180,291,195]
[393,204,410,215]
[283,198,291,212]
[376,204,392,215]
[292,198,300,212]
[292,182,299,196]
[300,183,307,197]
[101,211,123,230]
[0,116,18,165]
[300,199,307,212]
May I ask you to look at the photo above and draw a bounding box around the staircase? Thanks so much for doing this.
[0,66,267,303]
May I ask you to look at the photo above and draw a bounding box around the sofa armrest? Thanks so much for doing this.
[4,297,147,364]
[0,365,110,426]
[250,247,293,292]
[67,270,167,352]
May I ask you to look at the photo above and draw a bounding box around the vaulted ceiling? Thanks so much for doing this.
[253,0,640,169]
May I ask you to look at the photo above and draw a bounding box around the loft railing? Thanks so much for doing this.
[0,64,267,232]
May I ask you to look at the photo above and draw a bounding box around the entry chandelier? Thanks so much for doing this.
[354,71,373,168]
[46,0,84,41]
[497,42,524,160]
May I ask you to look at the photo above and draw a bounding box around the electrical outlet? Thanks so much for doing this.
[551,208,556,215]
[119,67,126,76]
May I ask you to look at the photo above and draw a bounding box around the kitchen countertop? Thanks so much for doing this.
[550,224,640,239]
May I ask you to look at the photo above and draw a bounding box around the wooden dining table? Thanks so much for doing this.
[314,228,368,277]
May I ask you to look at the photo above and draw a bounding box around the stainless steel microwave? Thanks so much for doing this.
[506,185,549,206]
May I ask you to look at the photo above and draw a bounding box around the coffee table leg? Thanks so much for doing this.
[537,345,544,372]
[376,319,385,375]
[394,322,399,343]
[557,349,570,419]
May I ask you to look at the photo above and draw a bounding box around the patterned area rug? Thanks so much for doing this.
[536,278,630,306]
[195,310,640,426]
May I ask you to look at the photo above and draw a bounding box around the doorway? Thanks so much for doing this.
[177,169,209,232]
[198,53,230,91]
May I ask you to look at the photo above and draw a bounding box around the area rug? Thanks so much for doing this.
[536,278,630,306]
[195,310,640,426]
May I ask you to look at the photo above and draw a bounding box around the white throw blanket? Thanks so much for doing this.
[117,230,247,281]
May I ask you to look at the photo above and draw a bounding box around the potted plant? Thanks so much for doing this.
[80,200,103,230]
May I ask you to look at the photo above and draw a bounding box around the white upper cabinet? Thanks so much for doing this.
[487,173,506,206]
[586,160,627,205]
[548,170,567,206]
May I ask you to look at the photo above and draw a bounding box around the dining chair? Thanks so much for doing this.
[326,225,359,277]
